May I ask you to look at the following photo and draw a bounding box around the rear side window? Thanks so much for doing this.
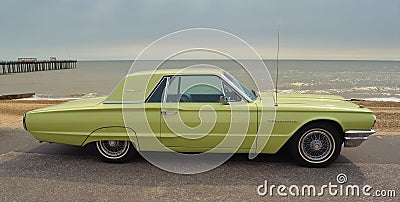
[146,78,167,102]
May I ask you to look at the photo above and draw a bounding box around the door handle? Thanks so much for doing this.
[161,111,178,115]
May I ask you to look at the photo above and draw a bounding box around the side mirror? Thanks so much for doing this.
[220,96,229,105]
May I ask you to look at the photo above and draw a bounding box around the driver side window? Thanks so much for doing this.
[165,75,224,103]
[222,82,242,102]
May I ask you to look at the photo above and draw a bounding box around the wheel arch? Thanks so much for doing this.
[285,119,345,167]
[281,118,344,151]
[81,126,139,150]
[298,119,343,134]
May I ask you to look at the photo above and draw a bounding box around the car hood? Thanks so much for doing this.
[29,97,106,113]
[276,93,345,103]
[259,92,371,112]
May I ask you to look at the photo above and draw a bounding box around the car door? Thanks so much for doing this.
[160,75,257,151]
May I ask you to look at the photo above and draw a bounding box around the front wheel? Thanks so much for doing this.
[290,123,343,167]
[95,140,135,163]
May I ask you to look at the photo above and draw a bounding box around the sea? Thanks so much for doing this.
[1,60,399,102]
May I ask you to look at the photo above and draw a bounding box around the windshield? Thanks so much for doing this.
[222,72,258,101]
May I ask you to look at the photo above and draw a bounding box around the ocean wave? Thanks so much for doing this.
[362,97,400,102]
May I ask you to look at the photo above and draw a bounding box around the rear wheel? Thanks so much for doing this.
[290,123,343,167]
[95,140,135,163]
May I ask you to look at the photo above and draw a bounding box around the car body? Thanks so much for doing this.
[24,68,376,167]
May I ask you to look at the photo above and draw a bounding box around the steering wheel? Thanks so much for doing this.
[179,94,191,102]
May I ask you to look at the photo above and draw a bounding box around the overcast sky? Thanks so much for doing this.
[1,0,399,60]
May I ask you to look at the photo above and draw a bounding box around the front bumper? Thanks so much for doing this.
[344,130,375,147]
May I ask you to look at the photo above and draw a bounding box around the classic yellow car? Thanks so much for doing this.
[24,68,375,167]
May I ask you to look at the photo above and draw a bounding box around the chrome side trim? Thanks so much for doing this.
[161,111,178,115]
[344,129,375,147]
[125,89,140,93]
[267,119,298,123]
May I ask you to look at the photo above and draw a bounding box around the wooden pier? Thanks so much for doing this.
[0,60,77,74]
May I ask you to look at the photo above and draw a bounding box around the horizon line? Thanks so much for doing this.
[75,58,400,62]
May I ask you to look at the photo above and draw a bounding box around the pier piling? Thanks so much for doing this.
[0,60,77,74]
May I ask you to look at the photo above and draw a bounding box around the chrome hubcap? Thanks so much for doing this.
[311,140,322,150]
[96,140,129,159]
[299,129,334,163]
[108,140,117,147]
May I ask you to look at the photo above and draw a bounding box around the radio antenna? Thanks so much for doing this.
[274,25,280,106]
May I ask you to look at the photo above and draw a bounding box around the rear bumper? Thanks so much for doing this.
[23,113,28,130]
[344,130,375,147]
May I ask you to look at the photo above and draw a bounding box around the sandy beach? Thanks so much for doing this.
[0,99,398,132]
[0,100,67,128]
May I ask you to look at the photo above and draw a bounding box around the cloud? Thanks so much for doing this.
[0,0,398,60]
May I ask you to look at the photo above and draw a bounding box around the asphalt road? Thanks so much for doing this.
[0,128,399,201]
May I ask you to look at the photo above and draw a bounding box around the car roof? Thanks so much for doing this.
[127,68,225,77]
[105,68,227,103]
